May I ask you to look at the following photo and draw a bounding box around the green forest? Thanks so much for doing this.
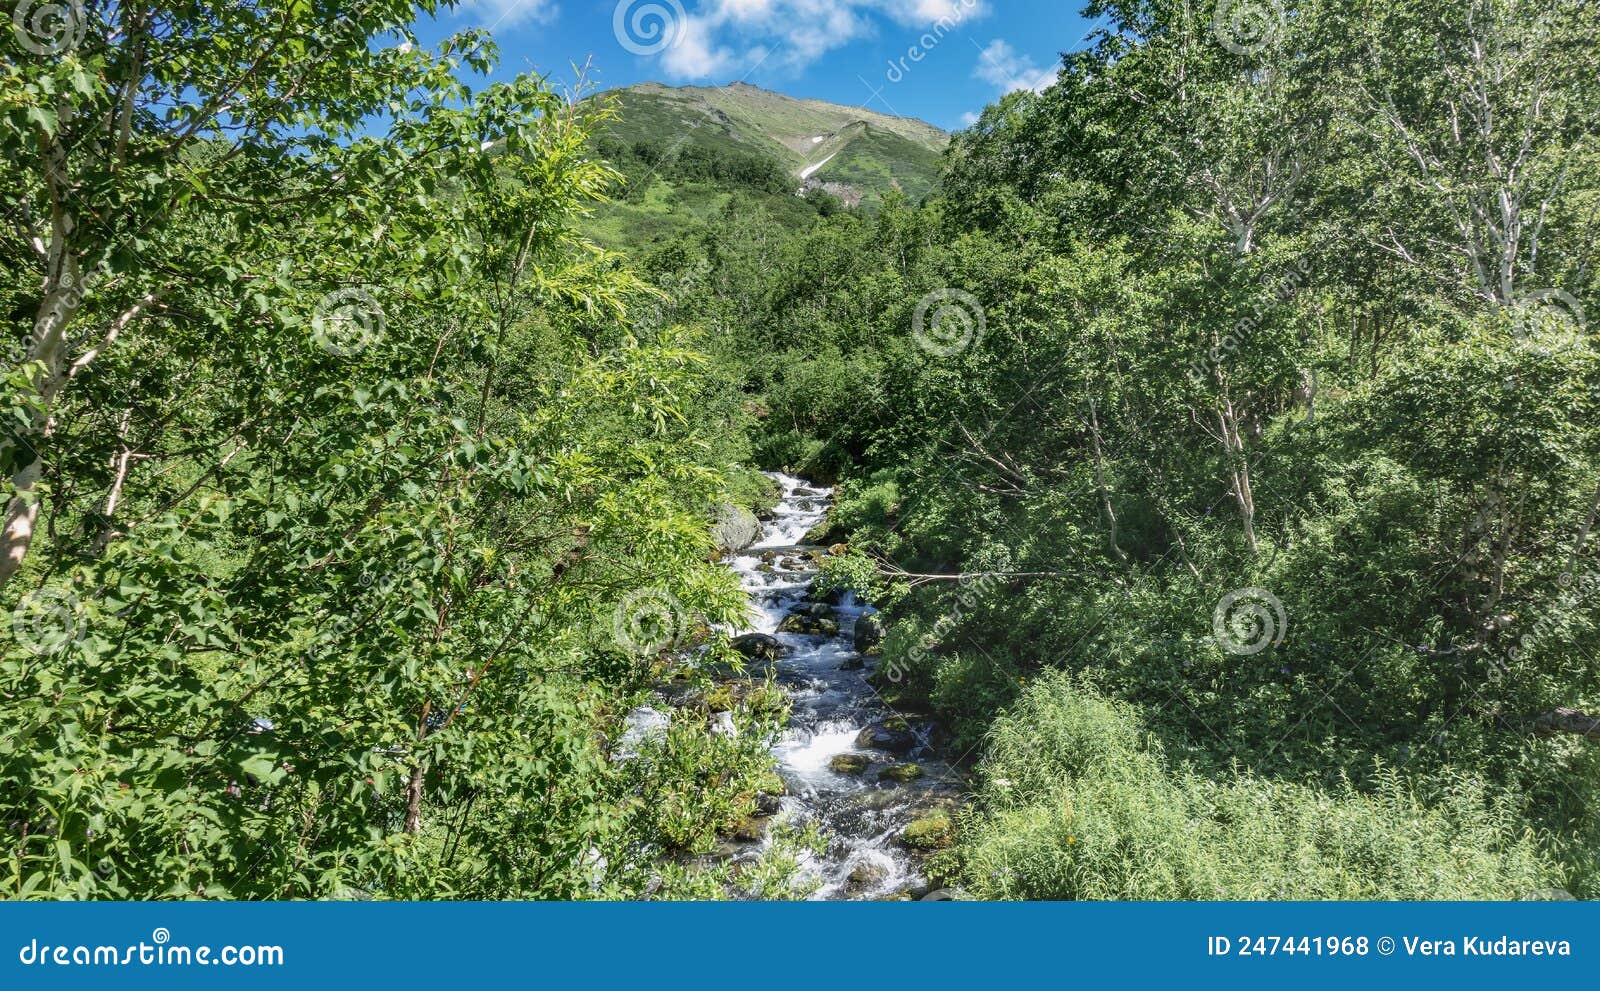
[3,0,1600,901]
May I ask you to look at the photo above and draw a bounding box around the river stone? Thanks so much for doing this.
[854,613,886,654]
[839,656,865,672]
[855,719,918,754]
[846,862,889,890]
[898,813,953,851]
[777,614,809,634]
[712,504,760,554]
[731,633,782,661]
[829,753,871,775]
[878,763,924,783]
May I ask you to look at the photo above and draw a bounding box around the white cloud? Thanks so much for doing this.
[470,0,559,28]
[661,14,740,78]
[973,38,1056,95]
[957,110,980,127]
[631,0,988,81]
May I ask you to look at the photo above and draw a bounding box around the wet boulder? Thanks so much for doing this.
[778,609,839,636]
[853,613,886,654]
[731,633,783,661]
[878,763,924,783]
[829,754,871,775]
[712,504,760,555]
[855,718,918,754]
[777,614,809,634]
[846,862,890,892]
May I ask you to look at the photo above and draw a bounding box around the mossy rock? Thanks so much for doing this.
[733,818,769,843]
[802,518,839,545]
[855,719,917,754]
[829,753,871,775]
[898,813,953,850]
[755,771,788,797]
[731,633,783,662]
[777,614,808,634]
[878,763,924,783]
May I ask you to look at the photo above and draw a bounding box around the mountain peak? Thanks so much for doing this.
[597,81,949,208]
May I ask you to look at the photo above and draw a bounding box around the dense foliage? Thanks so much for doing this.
[644,0,1600,897]
[5,0,1599,901]
[1,3,805,899]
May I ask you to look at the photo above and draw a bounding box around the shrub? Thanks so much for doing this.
[944,673,1560,900]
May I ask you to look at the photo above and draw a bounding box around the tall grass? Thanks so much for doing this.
[944,673,1560,900]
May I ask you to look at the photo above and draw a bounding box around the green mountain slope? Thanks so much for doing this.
[582,82,948,250]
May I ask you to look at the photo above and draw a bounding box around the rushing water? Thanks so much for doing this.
[725,473,958,900]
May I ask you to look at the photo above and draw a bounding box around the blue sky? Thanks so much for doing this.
[411,0,1102,131]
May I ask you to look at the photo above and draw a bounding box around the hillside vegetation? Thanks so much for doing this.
[644,0,1600,899]
[582,82,948,249]
[4,0,1599,902]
